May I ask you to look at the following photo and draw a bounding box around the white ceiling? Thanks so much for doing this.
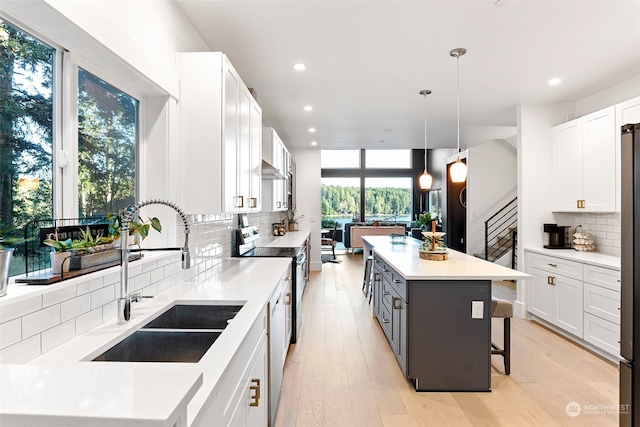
[173,0,640,150]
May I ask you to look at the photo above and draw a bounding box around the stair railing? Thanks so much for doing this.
[484,197,518,266]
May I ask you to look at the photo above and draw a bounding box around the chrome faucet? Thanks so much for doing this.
[117,199,191,324]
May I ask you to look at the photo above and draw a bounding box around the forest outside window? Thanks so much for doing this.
[1,17,140,277]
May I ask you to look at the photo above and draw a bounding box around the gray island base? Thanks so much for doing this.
[362,236,530,392]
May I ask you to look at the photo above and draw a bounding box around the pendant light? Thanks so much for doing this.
[419,89,433,190]
[449,47,468,183]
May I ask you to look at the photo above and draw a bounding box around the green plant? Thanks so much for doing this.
[0,225,32,250]
[107,211,161,241]
[43,237,74,253]
[415,212,433,228]
[282,208,303,225]
[72,227,114,253]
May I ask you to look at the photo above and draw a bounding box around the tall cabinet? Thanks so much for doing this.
[177,52,262,214]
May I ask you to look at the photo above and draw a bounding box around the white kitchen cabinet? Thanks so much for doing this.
[526,252,583,337]
[177,52,262,214]
[228,334,268,427]
[526,250,621,358]
[552,106,616,212]
[583,264,620,356]
[615,96,640,211]
[262,127,288,211]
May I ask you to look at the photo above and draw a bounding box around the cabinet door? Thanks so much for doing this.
[223,63,240,212]
[237,86,252,211]
[247,338,269,427]
[249,100,262,211]
[552,119,583,211]
[284,276,293,345]
[582,107,615,211]
[555,274,583,337]
[527,268,555,323]
[391,293,407,374]
[372,270,382,318]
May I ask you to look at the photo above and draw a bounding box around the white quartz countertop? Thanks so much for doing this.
[265,228,309,248]
[524,247,620,270]
[0,257,292,426]
[363,236,530,281]
[0,364,202,427]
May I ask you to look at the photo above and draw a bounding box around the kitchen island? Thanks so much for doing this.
[0,257,292,426]
[362,236,529,392]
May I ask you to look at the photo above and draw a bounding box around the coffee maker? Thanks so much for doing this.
[543,223,571,249]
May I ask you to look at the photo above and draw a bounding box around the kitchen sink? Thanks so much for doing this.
[90,304,244,363]
[143,304,244,330]
[92,330,221,363]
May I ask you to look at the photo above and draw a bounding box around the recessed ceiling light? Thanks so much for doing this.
[304,105,313,112]
[311,141,318,146]
[548,77,562,86]
[293,63,306,71]
[308,127,316,133]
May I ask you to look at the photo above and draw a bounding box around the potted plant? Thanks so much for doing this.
[43,234,74,274]
[283,208,303,232]
[67,227,119,270]
[0,225,32,297]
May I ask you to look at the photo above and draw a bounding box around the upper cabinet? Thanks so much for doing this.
[262,127,289,211]
[177,52,262,214]
[615,96,640,211]
[552,106,616,212]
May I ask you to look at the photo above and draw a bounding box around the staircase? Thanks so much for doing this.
[474,197,518,269]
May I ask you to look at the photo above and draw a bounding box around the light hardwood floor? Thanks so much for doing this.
[275,252,619,427]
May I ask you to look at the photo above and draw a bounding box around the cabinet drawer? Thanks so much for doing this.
[584,264,620,291]
[378,304,392,338]
[388,271,407,302]
[526,252,583,280]
[381,278,394,313]
[584,283,621,325]
[584,312,620,356]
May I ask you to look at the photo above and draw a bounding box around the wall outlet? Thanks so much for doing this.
[472,301,484,319]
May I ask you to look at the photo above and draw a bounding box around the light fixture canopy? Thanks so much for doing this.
[419,89,433,190]
[450,47,468,183]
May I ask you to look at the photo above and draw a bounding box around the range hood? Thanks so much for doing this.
[261,160,286,180]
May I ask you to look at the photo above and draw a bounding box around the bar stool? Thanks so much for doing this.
[362,255,373,302]
[491,297,513,375]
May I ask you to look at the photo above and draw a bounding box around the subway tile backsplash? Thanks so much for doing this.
[0,211,283,363]
[572,212,621,256]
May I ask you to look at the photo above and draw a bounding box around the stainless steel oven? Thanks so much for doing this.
[234,226,306,343]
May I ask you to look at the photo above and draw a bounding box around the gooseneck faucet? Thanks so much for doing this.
[117,199,191,324]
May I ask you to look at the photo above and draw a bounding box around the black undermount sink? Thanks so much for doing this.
[92,330,221,362]
[91,304,244,363]
[143,304,244,330]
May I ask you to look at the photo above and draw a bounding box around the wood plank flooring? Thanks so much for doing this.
[275,252,619,426]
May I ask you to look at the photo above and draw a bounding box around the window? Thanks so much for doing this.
[0,19,54,275]
[364,177,411,222]
[321,177,360,228]
[365,149,411,169]
[0,17,141,277]
[77,68,137,217]
[321,149,360,168]
[321,149,420,226]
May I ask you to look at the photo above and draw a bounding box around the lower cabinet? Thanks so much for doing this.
[525,250,620,358]
[373,257,407,373]
[193,307,269,427]
[372,253,491,391]
[228,335,268,427]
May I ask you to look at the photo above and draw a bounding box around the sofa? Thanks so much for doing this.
[344,222,408,251]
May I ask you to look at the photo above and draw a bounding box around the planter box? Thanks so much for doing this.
[70,250,120,270]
